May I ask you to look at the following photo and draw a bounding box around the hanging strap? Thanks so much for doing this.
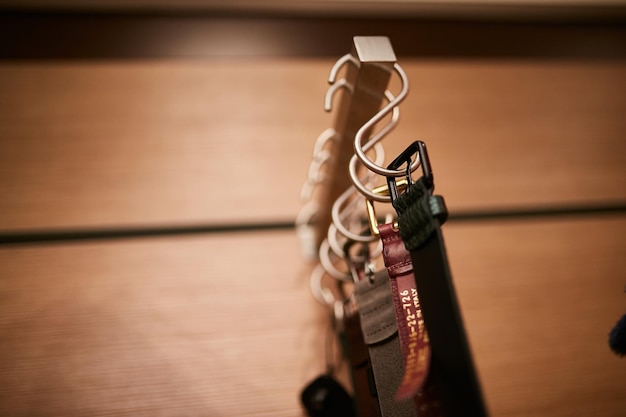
[342,309,381,417]
[354,269,416,417]
[379,222,444,417]
[388,141,488,417]
[379,222,430,400]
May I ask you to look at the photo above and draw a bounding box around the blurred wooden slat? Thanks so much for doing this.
[0,59,624,231]
[0,232,326,417]
[0,59,331,231]
[0,216,624,416]
[391,59,626,212]
[445,216,626,417]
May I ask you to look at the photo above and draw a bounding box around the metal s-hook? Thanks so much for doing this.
[328,53,359,85]
[324,53,358,114]
[347,86,404,202]
[312,127,337,158]
[324,79,354,112]
[306,38,396,249]
[349,149,421,202]
[310,263,336,306]
[330,134,387,244]
[299,128,338,201]
[326,87,399,243]
[331,188,377,243]
[349,64,423,202]
[319,238,352,282]
[353,63,419,178]
[295,200,320,260]
[299,85,393,251]
[299,150,331,201]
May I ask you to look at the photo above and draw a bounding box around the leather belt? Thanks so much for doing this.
[379,222,443,417]
[342,308,381,417]
[354,268,417,417]
[387,141,488,417]
[379,222,431,400]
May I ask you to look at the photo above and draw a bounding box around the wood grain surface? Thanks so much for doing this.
[1,216,624,416]
[1,59,624,231]
[1,32,625,417]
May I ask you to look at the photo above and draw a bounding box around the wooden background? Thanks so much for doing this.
[0,6,625,417]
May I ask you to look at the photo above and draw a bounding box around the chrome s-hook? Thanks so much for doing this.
[299,132,330,202]
[295,200,320,260]
[350,148,420,202]
[309,251,353,306]
[299,128,337,202]
[310,263,336,306]
[299,150,331,201]
[323,53,358,116]
[320,135,385,239]
[349,64,422,203]
[298,88,391,251]
[327,218,384,268]
[325,79,354,112]
[353,63,419,178]
[328,53,359,85]
[327,204,387,266]
[301,58,396,205]
[325,91,394,242]
[319,238,352,282]
[312,127,337,159]
[332,87,402,230]
[331,166,384,243]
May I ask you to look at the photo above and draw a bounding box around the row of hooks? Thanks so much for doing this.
[297,50,421,313]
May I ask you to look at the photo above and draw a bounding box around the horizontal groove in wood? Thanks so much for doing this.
[0,59,624,231]
[0,202,624,245]
[0,217,624,416]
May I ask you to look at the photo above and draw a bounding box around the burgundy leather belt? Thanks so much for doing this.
[380,222,445,417]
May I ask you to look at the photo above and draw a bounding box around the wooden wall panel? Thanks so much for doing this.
[0,59,330,231]
[0,232,325,417]
[1,216,624,416]
[1,11,624,417]
[395,60,626,212]
[1,59,624,231]
[445,216,626,417]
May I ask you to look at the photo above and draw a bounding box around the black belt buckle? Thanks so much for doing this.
[385,140,447,224]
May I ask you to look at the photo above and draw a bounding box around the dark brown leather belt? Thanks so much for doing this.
[354,268,416,417]
[342,308,381,417]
